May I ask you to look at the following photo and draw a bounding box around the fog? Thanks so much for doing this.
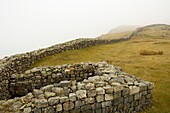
[0,0,170,58]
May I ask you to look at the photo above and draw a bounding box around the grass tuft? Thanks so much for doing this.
[140,50,163,55]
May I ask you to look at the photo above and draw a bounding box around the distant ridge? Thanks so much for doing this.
[130,24,170,38]
[97,24,170,40]
[108,25,140,34]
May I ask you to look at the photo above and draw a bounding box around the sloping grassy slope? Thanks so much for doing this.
[132,24,170,39]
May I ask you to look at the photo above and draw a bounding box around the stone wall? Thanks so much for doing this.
[0,37,130,100]
[9,62,97,97]
[0,62,153,113]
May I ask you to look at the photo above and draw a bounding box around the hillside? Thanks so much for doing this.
[97,31,132,40]
[97,24,170,40]
[131,24,170,39]
[97,25,139,40]
[29,24,170,113]
[108,25,139,34]
[97,25,140,40]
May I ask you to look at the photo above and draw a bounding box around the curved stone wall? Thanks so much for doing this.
[0,62,153,113]
[0,37,130,100]
[9,62,97,97]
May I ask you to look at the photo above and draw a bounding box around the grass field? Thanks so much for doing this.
[30,36,170,113]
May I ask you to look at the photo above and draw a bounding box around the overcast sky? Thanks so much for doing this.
[0,0,170,58]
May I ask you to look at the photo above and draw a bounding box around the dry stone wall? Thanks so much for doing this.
[0,37,130,100]
[0,62,153,113]
[9,62,97,97]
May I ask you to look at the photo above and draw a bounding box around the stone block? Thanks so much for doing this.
[52,87,64,96]
[114,91,121,99]
[96,95,104,102]
[63,87,71,96]
[87,89,96,97]
[70,108,81,113]
[134,93,140,100]
[60,81,71,87]
[95,82,106,87]
[101,101,112,108]
[44,92,56,98]
[122,88,129,96]
[42,106,55,113]
[75,100,85,108]
[85,97,95,104]
[48,97,59,105]
[85,83,95,89]
[112,83,124,92]
[23,107,31,113]
[63,102,74,111]
[33,89,43,98]
[40,85,54,92]
[71,86,77,93]
[69,93,77,102]
[34,99,48,108]
[76,90,86,99]
[33,107,41,113]
[95,103,102,109]
[103,86,113,94]
[77,83,85,90]
[139,83,147,91]
[129,86,140,95]
[56,104,62,112]
[96,87,105,94]
[88,76,100,82]
[105,94,113,101]
[60,96,69,103]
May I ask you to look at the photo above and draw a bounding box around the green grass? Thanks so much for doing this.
[30,37,170,113]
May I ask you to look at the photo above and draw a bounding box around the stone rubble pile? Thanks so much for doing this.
[0,62,153,113]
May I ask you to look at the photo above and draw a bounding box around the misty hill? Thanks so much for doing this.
[131,24,170,38]
[97,25,139,40]
[97,24,170,40]
[96,31,132,40]
[108,25,139,34]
